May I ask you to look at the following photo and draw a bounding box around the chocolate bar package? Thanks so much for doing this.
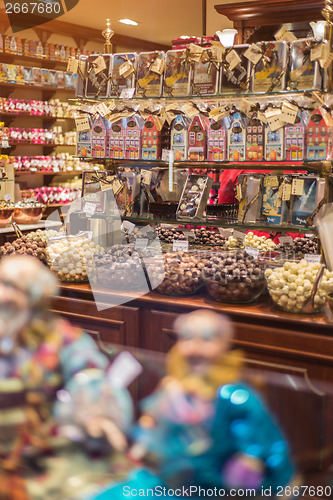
[237,173,263,224]
[289,38,322,91]
[221,45,250,93]
[32,67,42,86]
[85,54,112,98]
[76,55,88,97]
[23,66,33,85]
[41,68,50,86]
[252,41,287,93]
[110,53,137,97]
[5,64,16,83]
[191,60,219,96]
[163,49,191,97]
[261,175,290,225]
[291,176,326,226]
[136,51,165,97]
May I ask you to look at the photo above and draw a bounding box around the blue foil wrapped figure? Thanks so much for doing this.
[91,310,298,499]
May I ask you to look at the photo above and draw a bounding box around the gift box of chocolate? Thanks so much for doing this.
[237,173,263,223]
[285,112,306,161]
[90,116,110,158]
[246,112,265,161]
[124,115,144,159]
[110,53,137,97]
[228,111,246,162]
[220,45,250,93]
[187,115,210,161]
[6,64,17,83]
[65,72,74,89]
[136,51,165,97]
[176,174,213,220]
[207,118,228,161]
[0,64,7,83]
[191,59,219,96]
[56,70,65,88]
[291,176,326,226]
[108,119,126,159]
[16,65,25,85]
[49,70,58,87]
[141,115,162,160]
[265,122,284,161]
[76,127,92,158]
[32,67,42,86]
[252,41,288,93]
[163,49,191,97]
[171,114,190,161]
[261,175,291,225]
[41,68,50,86]
[306,108,333,161]
[289,38,322,91]
[85,54,112,98]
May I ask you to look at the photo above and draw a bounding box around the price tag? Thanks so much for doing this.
[282,31,297,43]
[291,178,304,196]
[95,102,110,117]
[84,202,97,217]
[140,225,154,236]
[311,43,325,62]
[93,55,106,74]
[108,351,143,388]
[274,25,288,41]
[282,182,292,201]
[53,166,60,173]
[233,229,245,241]
[245,246,260,259]
[162,149,172,162]
[120,88,136,99]
[226,49,242,70]
[182,230,196,241]
[172,240,189,252]
[238,98,252,116]
[281,102,298,124]
[265,108,285,131]
[1,140,9,148]
[4,194,11,202]
[80,104,95,114]
[119,61,134,78]
[304,254,321,263]
[320,48,333,69]
[75,116,91,131]
[150,57,166,75]
[244,44,262,65]
[141,169,152,185]
[219,228,233,238]
[67,58,78,74]
[257,110,268,124]
[121,220,135,234]
[279,236,293,245]
[135,238,148,250]
[182,102,198,118]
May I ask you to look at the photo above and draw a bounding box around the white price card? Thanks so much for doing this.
[95,102,110,117]
[75,116,91,131]
[233,229,245,241]
[274,25,288,41]
[84,202,97,217]
[121,220,135,234]
[245,246,260,259]
[67,58,78,74]
[141,170,152,185]
[135,238,148,250]
[238,98,252,116]
[291,178,304,196]
[140,225,154,236]
[244,44,262,65]
[93,55,106,74]
[162,149,172,162]
[4,194,11,202]
[182,102,198,118]
[120,88,136,99]
[80,104,95,114]
[265,108,285,131]
[226,49,242,70]
[279,236,293,245]
[172,240,189,252]
[281,102,298,124]
[219,228,233,238]
[282,31,297,43]
[108,351,143,388]
[257,110,268,123]
[1,140,9,148]
[304,254,321,263]
[282,182,292,201]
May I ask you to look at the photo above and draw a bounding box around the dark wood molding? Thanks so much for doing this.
[0,9,170,52]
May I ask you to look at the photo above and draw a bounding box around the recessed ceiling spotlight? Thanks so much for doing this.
[180,35,193,39]
[119,19,139,26]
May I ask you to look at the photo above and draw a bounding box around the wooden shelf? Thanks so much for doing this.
[0,52,68,69]
[15,170,83,176]
[0,82,74,98]
[0,111,75,123]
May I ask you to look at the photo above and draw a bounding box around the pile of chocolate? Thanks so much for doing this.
[0,235,47,264]
[94,245,146,289]
[203,250,265,303]
[156,226,187,244]
[192,228,226,247]
[276,237,318,259]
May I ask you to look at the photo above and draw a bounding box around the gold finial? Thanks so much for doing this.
[102,18,114,54]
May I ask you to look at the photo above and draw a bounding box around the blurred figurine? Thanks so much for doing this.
[0,255,133,500]
[92,310,297,499]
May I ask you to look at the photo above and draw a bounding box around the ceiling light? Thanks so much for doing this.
[119,19,138,26]
[180,35,193,39]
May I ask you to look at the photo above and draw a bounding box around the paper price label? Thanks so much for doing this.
[182,103,198,118]
[281,102,298,124]
[291,178,304,196]
[265,109,285,131]
[93,55,106,74]
[245,246,260,259]
[282,31,297,43]
[233,229,245,241]
[226,49,242,70]
[244,44,262,65]
[108,351,143,388]
[257,110,268,123]
[282,182,291,201]
[150,57,166,75]
[80,104,95,114]
[119,61,134,78]
[84,202,97,217]
[172,240,189,252]
[67,58,78,74]
[279,236,293,245]
[140,225,154,236]
[121,220,135,234]
[75,116,91,131]
[1,140,9,148]
[304,254,321,263]
[141,170,152,185]
[311,43,325,62]
[162,149,172,162]
[239,98,252,115]
[135,238,148,250]
[219,228,233,238]
[274,26,288,41]
[95,102,110,117]
[120,88,136,99]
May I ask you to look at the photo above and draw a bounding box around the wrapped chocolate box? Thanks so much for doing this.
[41,69,50,86]
[110,53,137,97]
[191,60,219,96]
[207,118,228,161]
[176,174,213,220]
[124,115,144,159]
[246,112,265,161]
[23,66,33,85]
[265,122,284,161]
[85,54,112,98]
[136,51,165,97]
[142,115,162,160]
[220,45,250,93]
[261,175,290,225]
[306,108,333,161]
[108,119,126,159]
[252,41,287,93]
[291,176,326,226]
[171,114,190,161]
[6,64,17,84]
[0,64,7,83]
[228,112,246,162]
[32,67,41,86]
[187,115,210,161]
[289,38,322,91]
[285,112,306,161]
[163,49,191,97]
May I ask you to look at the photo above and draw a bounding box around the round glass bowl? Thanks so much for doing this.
[202,250,266,303]
[0,207,14,228]
[265,260,333,314]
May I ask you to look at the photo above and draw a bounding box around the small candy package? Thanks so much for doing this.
[289,38,323,91]
[171,114,190,161]
[207,118,228,161]
[306,108,333,161]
